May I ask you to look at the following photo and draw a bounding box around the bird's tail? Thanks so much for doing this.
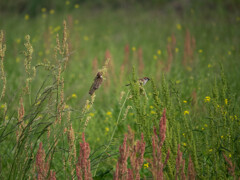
[125,84,130,86]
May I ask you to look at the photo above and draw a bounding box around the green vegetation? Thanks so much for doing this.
[0,2,240,179]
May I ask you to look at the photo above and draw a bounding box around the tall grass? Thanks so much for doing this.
[0,5,240,179]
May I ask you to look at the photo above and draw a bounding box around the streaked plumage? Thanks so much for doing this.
[126,77,150,86]
[89,72,103,95]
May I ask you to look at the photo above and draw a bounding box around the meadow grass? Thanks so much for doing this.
[0,4,240,179]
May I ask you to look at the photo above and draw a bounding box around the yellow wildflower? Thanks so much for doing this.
[176,24,182,30]
[225,99,228,105]
[144,163,149,168]
[16,38,21,44]
[49,9,55,14]
[89,113,95,117]
[229,154,232,158]
[0,104,5,109]
[183,133,185,137]
[86,104,91,110]
[208,64,212,68]
[228,51,231,55]
[184,110,189,115]
[16,57,20,63]
[176,80,180,84]
[151,111,156,114]
[150,105,154,109]
[84,36,89,41]
[106,111,112,116]
[75,4,79,8]
[209,149,213,152]
[183,142,187,146]
[64,105,70,109]
[202,128,204,130]
[157,50,162,55]
[175,48,179,53]
[66,1,70,5]
[183,100,187,103]
[198,49,203,53]
[204,124,208,127]
[105,127,109,132]
[204,96,211,102]
[25,14,29,21]
[72,93,77,98]
[129,113,134,116]
[221,135,224,139]
[132,47,136,51]
[41,8,46,13]
[153,55,157,60]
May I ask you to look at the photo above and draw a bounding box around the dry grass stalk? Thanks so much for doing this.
[0,30,6,101]
[92,57,98,75]
[76,133,92,180]
[114,134,129,180]
[175,144,186,180]
[36,142,49,180]
[223,153,236,178]
[187,156,196,180]
[183,30,195,67]
[148,109,170,180]
[16,97,25,143]
[138,47,144,76]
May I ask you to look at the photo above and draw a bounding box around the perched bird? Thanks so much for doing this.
[126,77,150,86]
[89,72,103,95]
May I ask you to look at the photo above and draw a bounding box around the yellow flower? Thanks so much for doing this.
[209,149,213,152]
[89,113,95,117]
[16,57,20,63]
[16,38,21,44]
[153,55,157,60]
[183,100,187,103]
[225,99,228,105]
[202,127,205,130]
[25,14,29,21]
[86,104,91,110]
[72,93,77,98]
[183,142,187,146]
[66,1,70,5]
[49,9,55,14]
[150,105,154,109]
[0,104,5,109]
[176,80,180,84]
[228,51,231,55]
[41,8,46,13]
[208,64,212,68]
[176,24,182,30]
[84,36,89,41]
[105,127,109,132]
[75,4,79,8]
[221,135,224,139]
[184,110,189,115]
[204,124,208,127]
[182,133,185,137]
[129,113,134,116]
[144,163,149,168]
[175,48,179,53]
[132,47,136,51]
[229,154,232,158]
[204,96,211,102]
[65,105,70,109]
[151,111,156,114]
[198,49,203,53]
[157,50,161,55]
[106,111,112,116]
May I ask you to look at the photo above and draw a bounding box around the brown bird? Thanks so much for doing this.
[126,77,150,86]
[89,72,103,95]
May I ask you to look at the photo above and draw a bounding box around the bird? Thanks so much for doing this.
[89,72,103,95]
[126,77,150,86]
